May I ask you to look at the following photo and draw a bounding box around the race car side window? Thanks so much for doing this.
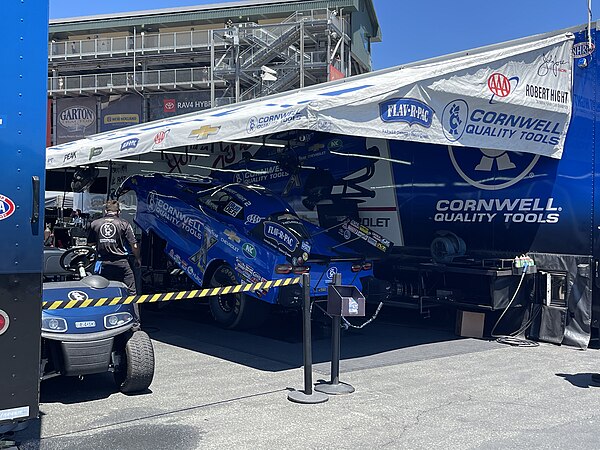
[197,191,245,221]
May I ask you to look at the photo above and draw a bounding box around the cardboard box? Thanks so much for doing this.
[456,310,486,338]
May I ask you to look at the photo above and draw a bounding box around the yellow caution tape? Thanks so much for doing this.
[42,276,301,310]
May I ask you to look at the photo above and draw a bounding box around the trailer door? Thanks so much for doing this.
[0,1,48,426]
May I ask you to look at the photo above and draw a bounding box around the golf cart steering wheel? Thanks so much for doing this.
[59,246,98,278]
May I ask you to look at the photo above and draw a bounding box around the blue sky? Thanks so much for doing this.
[49,0,597,70]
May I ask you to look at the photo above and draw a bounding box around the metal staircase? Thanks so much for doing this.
[212,8,346,102]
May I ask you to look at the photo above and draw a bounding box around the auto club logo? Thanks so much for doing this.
[487,73,519,104]
[448,145,540,190]
[154,129,170,145]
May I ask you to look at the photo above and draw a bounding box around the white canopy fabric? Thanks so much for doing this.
[46,31,574,170]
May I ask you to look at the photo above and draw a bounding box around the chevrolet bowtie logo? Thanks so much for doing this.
[189,125,221,140]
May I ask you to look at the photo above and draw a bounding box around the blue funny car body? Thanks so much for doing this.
[120,173,391,329]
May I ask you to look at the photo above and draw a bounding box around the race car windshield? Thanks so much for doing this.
[270,212,310,240]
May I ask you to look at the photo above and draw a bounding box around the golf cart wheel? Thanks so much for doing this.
[114,330,155,394]
[208,264,270,330]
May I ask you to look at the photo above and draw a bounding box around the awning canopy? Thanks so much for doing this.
[46,32,574,170]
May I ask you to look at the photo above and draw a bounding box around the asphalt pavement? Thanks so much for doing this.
[7,305,600,449]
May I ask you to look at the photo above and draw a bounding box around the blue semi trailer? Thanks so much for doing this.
[0,1,48,430]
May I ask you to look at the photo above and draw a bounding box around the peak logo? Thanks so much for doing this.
[487,73,519,104]
[448,145,539,190]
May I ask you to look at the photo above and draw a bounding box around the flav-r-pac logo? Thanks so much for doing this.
[448,146,539,190]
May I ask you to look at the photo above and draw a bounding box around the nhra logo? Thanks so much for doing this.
[379,98,433,127]
[0,194,16,221]
[68,290,89,301]
[448,146,539,190]
[442,100,468,142]
[572,42,595,58]
[487,73,519,104]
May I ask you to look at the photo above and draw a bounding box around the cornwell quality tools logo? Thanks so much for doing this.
[441,99,562,146]
[246,109,303,134]
[437,145,561,224]
[379,98,433,127]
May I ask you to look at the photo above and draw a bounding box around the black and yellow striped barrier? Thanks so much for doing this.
[42,276,302,310]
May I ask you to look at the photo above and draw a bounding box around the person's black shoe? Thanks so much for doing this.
[591,373,600,384]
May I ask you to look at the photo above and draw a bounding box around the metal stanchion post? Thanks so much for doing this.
[315,272,355,394]
[288,273,328,404]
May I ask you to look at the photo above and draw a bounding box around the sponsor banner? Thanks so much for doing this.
[100,95,142,132]
[46,33,574,168]
[317,33,573,159]
[55,97,97,144]
[148,91,215,121]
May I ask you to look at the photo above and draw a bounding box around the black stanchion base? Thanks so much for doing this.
[287,389,329,404]
[314,381,355,395]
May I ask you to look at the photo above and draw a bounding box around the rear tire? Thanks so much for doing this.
[114,330,155,394]
[208,264,270,330]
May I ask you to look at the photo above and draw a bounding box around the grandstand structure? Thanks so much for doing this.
[47,0,380,145]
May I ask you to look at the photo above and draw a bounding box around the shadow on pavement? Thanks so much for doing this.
[556,372,600,389]
[141,303,497,373]
[40,372,119,404]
